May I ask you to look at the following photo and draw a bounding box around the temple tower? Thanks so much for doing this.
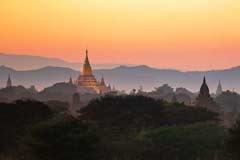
[199,76,210,98]
[69,76,73,85]
[82,49,93,76]
[216,80,223,96]
[75,49,111,94]
[100,76,106,86]
[6,74,12,88]
[195,76,220,113]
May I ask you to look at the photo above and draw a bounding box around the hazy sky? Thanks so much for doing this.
[0,0,240,70]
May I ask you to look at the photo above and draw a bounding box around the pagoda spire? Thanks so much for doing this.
[199,76,210,97]
[100,76,106,86]
[203,76,206,84]
[216,80,223,96]
[196,76,220,113]
[82,49,93,76]
[85,49,89,61]
[84,48,91,66]
[6,74,12,88]
[69,76,73,85]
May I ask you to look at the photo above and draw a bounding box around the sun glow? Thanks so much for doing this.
[0,0,240,70]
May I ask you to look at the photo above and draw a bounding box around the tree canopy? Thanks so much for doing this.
[225,119,240,160]
[136,123,225,160]
[24,117,98,160]
[0,100,53,152]
[80,95,218,130]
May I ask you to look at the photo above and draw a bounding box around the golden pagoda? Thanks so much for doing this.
[75,49,111,94]
[82,49,93,76]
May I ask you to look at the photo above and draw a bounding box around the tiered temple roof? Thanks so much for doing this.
[75,49,111,94]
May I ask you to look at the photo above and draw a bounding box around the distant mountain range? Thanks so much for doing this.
[0,53,126,70]
[1,64,240,93]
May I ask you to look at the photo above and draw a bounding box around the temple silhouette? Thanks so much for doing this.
[216,80,223,96]
[75,49,111,94]
[6,74,12,88]
[195,76,220,113]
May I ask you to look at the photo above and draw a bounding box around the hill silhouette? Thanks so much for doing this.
[1,65,240,92]
[0,53,123,70]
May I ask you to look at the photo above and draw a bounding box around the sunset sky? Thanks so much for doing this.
[0,0,240,70]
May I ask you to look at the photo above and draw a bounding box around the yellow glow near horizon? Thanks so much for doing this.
[0,0,240,70]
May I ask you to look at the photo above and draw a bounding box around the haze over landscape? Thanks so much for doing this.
[1,53,240,93]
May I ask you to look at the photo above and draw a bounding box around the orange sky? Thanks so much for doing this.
[0,0,240,70]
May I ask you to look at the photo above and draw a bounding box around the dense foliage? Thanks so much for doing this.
[79,95,224,160]
[24,117,98,160]
[1,96,240,160]
[0,100,53,153]
[136,123,225,160]
[80,95,218,129]
[225,119,240,160]
[45,100,69,113]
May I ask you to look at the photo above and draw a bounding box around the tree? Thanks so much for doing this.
[226,119,240,160]
[80,95,218,130]
[0,100,53,153]
[137,123,225,160]
[24,117,98,160]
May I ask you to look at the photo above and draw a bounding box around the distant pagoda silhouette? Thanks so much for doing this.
[216,80,223,96]
[6,74,12,88]
[75,49,111,94]
[195,76,220,113]
[69,76,73,85]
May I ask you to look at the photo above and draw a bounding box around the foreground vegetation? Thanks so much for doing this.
[136,123,224,160]
[0,96,239,160]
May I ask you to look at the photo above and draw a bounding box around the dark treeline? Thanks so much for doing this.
[0,95,240,160]
[0,100,53,154]
[80,95,218,129]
